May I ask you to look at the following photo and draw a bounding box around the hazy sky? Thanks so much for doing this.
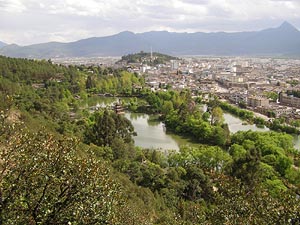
[1,0,300,45]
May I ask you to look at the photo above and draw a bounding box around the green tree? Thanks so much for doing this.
[85,109,135,159]
[211,107,224,125]
[86,109,116,146]
[0,127,127,224]
[231,140,262,188]
[210,176,300,225]
[85,75,96,89]
[161,100,174,116]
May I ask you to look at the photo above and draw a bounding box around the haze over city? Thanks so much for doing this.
[1,0,300,45]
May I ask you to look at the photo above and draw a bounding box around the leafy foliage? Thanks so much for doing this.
[1,56,300,224]
[85,109,136,159]
[118,51,178,66]
[0,126,128,224]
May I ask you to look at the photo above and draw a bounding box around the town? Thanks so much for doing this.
[53,54,300,124]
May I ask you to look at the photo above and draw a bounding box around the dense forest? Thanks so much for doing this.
[0,56,300,224]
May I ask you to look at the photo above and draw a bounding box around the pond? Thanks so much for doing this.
[125,113,198,151]
[125,112,271,150]
[223,113,269,133]
[83,96,299,150]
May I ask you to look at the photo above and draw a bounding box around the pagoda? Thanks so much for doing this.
[113,100,124,114]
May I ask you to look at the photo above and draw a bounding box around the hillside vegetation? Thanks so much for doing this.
[0,56,299,224]
[118,51,178,66]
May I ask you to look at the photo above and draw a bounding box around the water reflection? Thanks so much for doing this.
[293,135,300,150]
[129,112,141,120]
[147,115,161,127]
[223,113,269,133]
[125,113,182,151]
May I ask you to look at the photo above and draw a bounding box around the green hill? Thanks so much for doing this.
[118,51,179,66]
[1,56,300,224]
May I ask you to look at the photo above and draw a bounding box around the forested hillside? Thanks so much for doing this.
[117,51,178,66]
[0,56,299,224]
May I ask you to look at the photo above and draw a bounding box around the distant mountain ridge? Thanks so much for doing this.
[0,41,6,48]
[1,22,300,58]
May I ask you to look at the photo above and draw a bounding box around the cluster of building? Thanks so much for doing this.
[125,56,300,120]
[53,55,300,121]
[51,57,119,67]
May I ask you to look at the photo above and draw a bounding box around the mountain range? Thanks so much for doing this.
[0,41,6,48]
[1,22,300,58]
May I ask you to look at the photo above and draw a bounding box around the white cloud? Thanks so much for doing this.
[0,0,26,13]
[0,0,300,45]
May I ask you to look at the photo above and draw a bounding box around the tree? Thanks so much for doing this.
[0,126,127,224]
[211,126,227,146]
[161,100,174,116]
[202,112,210,122]
[231,140,262,188]
[85,75,96,89]
[265,91,278,102]
[211,107,224,125]
[85,109,135,159]
[209,175,300,225]
[238,101,247,109]
[86,109,116,146]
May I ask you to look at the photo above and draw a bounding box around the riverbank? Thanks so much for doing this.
[218,100,300,135]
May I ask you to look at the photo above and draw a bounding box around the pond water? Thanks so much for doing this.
[125,112,271,150]
[125,113,198,151]
[83,96,299,150]
[223,113,269,133]
[293,136,300,149]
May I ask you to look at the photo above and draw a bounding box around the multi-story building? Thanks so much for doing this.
[247,96,269,107]
[279,92,300,108]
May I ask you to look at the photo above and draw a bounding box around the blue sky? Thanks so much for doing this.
[0,0,300,45]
